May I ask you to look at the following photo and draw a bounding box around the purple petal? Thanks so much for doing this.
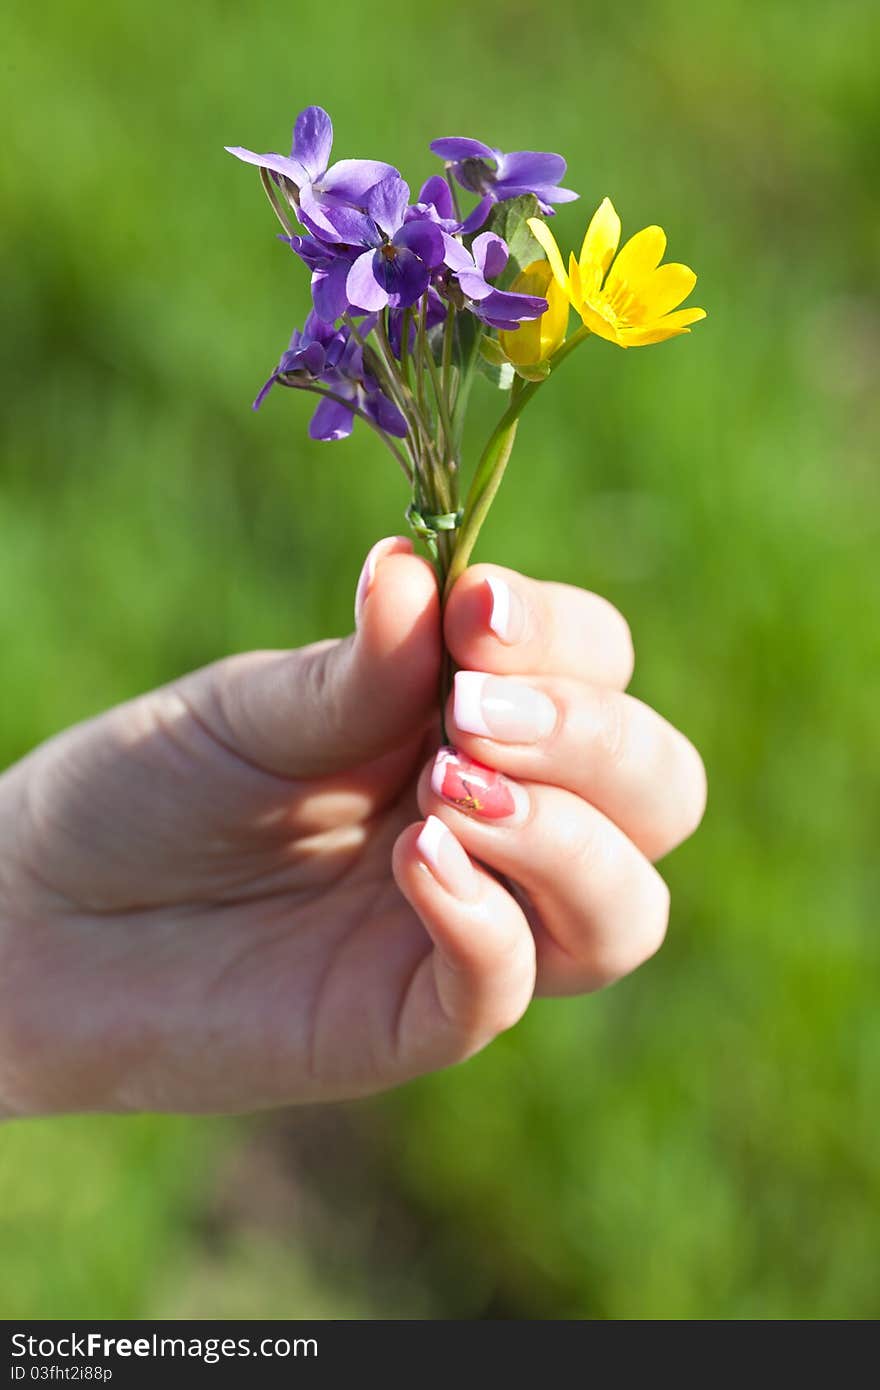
[430,137,495,161]
[299,185,378,245]
[394,218,445,269]
[363,389,408,438]
[252,370,279,411]
[287,233,333,270]
[457,195,493,235]
[472,310,522,331]
[374,246,429,308]
[476,288,548,325]
[319,158,399,201]
[346,250,389,312]
[279,341,326,376]
[225,146,309,187]
[457,268,493,302]
[471,231,508,282]
[494,150,567,185]
[440,230,474,273]
[311,258,354,322]
[309,395,355,442]
[365,174,410,237]
[496,180,579,206]
[292,107,333,181]
[417,175,454,220]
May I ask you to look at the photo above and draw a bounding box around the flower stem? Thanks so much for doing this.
[443,325,591,598]
[258,169,296,238]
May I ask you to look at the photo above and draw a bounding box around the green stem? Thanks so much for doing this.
[443,325,592,598]
[424,320,454,462]
[258,169,296,237]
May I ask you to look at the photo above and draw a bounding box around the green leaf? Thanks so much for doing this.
[514,359,552,382]
[479,336,508,366]
[484,194,543,291]
[477,355,515,390]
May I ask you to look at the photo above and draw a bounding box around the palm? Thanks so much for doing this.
[5,693,447,1114]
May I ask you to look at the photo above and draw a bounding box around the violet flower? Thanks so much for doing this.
[284,232,359,324]
[312,329,408,441]
[346,175,446,312]
[406,175,493,237]
[253,314,407,442]
[226,106,397,244]
[442,232,549,330]
[430,137,577,216]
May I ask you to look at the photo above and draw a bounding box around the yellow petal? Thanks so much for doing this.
[618,306,706,346]
[578,299,623,346]
[605,224,667,297]
[579,196,621,287]
[500,261,570,365]
[636,263,697,319]
[541,271,571,358]
[527,217,568,293]
[568,251,583,309]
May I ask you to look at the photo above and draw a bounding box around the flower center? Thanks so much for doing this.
[380,243,397,262]
[459,156,497,195]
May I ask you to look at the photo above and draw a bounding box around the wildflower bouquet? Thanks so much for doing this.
[228,107,704,711]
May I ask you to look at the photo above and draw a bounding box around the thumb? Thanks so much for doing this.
[183,537,441,777]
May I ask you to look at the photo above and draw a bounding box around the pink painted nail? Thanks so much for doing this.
[416,815,480,900]
[485,575,527,645]
[453,671,557,744]
[431,747,528,823]
[354,536,413,628]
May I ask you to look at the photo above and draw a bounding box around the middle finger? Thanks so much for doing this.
[445,670,707,861]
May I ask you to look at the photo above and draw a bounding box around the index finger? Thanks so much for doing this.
[444,564,635,689]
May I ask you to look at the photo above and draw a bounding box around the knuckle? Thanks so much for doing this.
[591,686,629,769]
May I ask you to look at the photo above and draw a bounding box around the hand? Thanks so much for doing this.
[0,539,705,1117]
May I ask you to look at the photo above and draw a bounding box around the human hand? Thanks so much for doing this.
[0,539,705,1117]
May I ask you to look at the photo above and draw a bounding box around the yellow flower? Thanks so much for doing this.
[527,198,706,348]
[498,260,570,366]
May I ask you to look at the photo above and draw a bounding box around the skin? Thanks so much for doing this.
[0,541,706,1118]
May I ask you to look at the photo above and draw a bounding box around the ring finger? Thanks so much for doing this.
[417,755,670,996]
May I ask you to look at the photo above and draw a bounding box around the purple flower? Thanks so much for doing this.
[226,106,397,244]
[252,312,345,410]
[345,175,446,312]
[406,175,493,237]
[284,233,359,324]
[313,327,408,441]
[441,232,548,330]
[253,312,407,442]
[430,137,577,216]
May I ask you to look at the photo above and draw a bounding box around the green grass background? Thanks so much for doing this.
[2,0,878,1319]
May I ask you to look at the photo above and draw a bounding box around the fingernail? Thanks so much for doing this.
[416,815,481,900]
[453,672,557,744]
[354,536,413,628]
[485,575,527,645]
[431,747,529,824]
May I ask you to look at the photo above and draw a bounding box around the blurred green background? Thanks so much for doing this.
[2,0,878,1320]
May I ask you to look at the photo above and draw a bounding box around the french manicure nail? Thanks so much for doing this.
[431,747,529,823]
[486,575,527,645]
[354,536,412,628]
[416,814,480,900]
[453,672,557,744]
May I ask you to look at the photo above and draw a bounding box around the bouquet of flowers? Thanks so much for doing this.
[227,107,704,718]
